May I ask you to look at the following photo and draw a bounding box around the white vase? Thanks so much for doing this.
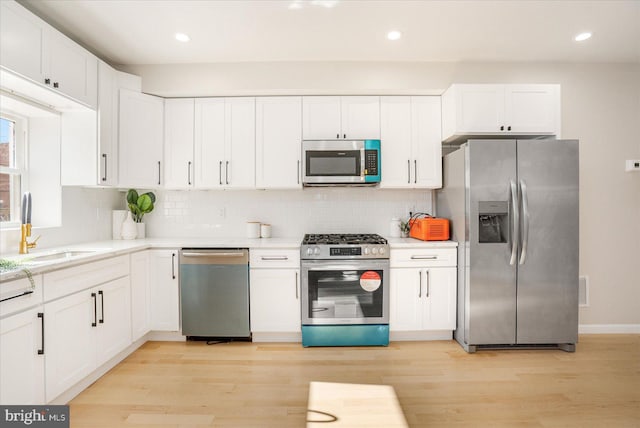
[121,212,137,240]
[112,210,127,240]
[136,222,146,239]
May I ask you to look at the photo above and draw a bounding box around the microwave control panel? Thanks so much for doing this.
[365,150,379,176]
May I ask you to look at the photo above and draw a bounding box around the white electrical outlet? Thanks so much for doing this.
[625,160,640,172]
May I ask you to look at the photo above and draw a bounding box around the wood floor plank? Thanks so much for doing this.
[68,335,640,427]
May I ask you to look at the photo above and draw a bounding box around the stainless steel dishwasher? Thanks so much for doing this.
[179,248,251,340]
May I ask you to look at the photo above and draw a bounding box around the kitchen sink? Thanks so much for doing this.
[24,250,97,263]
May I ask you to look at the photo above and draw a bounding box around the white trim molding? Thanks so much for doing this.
[579,324,640,334]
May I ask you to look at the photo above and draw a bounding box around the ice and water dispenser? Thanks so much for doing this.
[478,201,509,243]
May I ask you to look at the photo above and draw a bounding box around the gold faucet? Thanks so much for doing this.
[19,223,40,254]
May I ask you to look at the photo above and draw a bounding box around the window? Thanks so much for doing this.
[0,114,26,225]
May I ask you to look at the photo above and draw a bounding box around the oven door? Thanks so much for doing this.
[301,259,389,325]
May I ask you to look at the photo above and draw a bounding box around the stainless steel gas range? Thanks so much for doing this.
[300,233,390,347]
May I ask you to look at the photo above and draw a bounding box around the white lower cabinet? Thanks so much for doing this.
[44,276,131,402]
[249,249,301,340]
[130,250,151,341]
[149,250,180,331]
[390,247,457,334]
[0,307,45,404]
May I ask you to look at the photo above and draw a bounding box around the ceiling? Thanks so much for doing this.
[19,0,640,66]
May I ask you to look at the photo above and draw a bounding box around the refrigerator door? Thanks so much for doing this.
[466,140,518,345]
[516,139,579,344]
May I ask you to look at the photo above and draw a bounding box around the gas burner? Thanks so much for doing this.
[301,233,389,260]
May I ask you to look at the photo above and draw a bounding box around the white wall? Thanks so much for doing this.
[121,60,640,329]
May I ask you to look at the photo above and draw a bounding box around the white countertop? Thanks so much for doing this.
[1,236,457,283]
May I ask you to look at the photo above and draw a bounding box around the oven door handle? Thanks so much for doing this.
[301,261,390,271]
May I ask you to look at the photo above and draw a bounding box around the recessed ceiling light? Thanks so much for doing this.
[574,32,592,42]
[175,32,190,42]
[387,31,402,41]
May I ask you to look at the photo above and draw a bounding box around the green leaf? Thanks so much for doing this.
[137,194,153,213]
[126,189,139,205]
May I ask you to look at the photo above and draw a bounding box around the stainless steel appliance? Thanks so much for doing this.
[300,234,390,346]
[302,140,381,186]
[179,249,251,340]
[436,139,579,353]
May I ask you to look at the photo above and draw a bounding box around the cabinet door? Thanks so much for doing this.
[149,250,180,331]
[44,291,96,402]
[380,96,413,188]
[504,85,559,135]
[456,84,505,133]
[119,89,164,188]
[97,61,118,185]
[164,98,195,189]
[225,97,256,188]
[302,96,341,140]
[249,269,301,333]
[256,97,302,189]
[389,268,422,331]
[0,1,46,84]
[0,308,45,404]
[130,251,151,341]
[95,277,132,367]
[46,29,98,108]
[341,96,380,139]
[422,268,457,330]
[194,98,226,188]
[412,96,442,188]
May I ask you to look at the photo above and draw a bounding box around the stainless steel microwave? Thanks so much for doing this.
[302,140,381,186]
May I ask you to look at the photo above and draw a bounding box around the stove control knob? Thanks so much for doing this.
[314,247,321,255]
[372,247,379,255]
[364,247,370,255]
[379,247,385,255]
[306,248,314,256]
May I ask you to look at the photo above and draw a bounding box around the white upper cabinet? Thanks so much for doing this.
[302,96,380,140]
[0,0,98,109]
[441,84,560,143]
[164,99,195,189]
[256,97,302,189]
[380,96,442,189]
[97,61,118,186]
[119,89,164,188]
[194,97,255,189]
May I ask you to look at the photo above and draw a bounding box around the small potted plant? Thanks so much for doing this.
[124,189,156,239]
[400,220,411,238]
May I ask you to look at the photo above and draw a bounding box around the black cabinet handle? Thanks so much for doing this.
[172,253,176,279]
[343,134,346,139]
[101,154,107,182]
[225,161,230,185]
[414,160,417,184]
[336,133,339,139]
[407,160,411,184]
[157,161,162,185]
[53,82,59,88]
[91,293,97,327]
[500,125,505,131]
[37,312,44,355]
[98,290,104,324]
[507,126,512,131]
[44,78,50,85]
[188,161,192,185]
[297,160,300,185]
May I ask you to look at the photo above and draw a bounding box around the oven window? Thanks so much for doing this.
[306,269,384,320]
[306,150,360,176]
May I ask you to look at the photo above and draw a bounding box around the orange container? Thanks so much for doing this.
[409,217,450,241]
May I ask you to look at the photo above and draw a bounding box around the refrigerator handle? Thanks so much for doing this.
[519,180,530,265]
[509,180,519,265]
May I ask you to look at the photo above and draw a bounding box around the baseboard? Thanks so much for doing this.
[251,332,302,343]
[390,330,453,341]
[147,330,186,341]
[579,324,640,334]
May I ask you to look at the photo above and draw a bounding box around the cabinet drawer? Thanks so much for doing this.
[44,255,130,302]
[390,248,457,268]
[250,249,300,268]
[0,275,43,318]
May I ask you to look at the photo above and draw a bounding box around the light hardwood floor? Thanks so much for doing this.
[69,335,640,427]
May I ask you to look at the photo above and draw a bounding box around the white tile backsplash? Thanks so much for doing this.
[145,188,434,239]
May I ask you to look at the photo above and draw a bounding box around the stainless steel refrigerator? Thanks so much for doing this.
[437,139,579,353]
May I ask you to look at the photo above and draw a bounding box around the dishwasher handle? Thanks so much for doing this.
[181,251,247,258]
